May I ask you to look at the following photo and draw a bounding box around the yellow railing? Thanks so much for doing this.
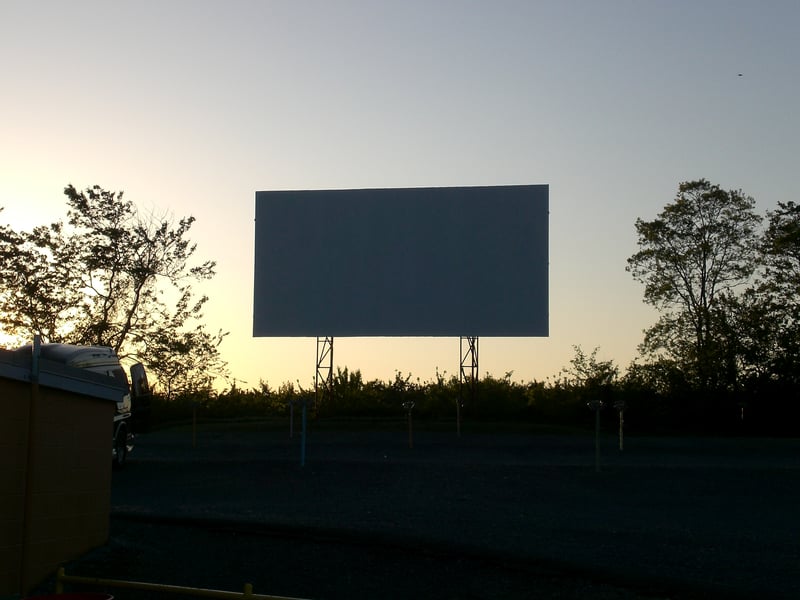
[56,567,312,600]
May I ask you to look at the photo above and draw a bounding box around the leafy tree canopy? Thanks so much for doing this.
[627,179,761,388]
[0,185,228,394]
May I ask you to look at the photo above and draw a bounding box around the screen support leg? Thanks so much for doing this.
[302,336,333,467]
[459,336,478,437]
[315,336,334,411]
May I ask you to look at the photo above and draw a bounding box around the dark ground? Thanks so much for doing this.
[31,423,800,599]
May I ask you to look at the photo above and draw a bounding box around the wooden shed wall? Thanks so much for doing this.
[0,378,114,595]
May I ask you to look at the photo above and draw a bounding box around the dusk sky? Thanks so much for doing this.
[1,1,798,389]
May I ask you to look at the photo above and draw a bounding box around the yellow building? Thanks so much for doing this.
[0,345,126,596]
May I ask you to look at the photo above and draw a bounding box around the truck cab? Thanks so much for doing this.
[19,343,150,468]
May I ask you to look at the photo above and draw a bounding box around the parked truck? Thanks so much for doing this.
[16,343,151,468]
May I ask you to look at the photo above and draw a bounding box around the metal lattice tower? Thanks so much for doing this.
[458,336,479,435]
[315,336,334,413]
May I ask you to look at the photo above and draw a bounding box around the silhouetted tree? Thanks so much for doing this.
[627,180,761,390]
[0,185,227,391]
[560,345,618,405]
[0,214,83,341]
[759,201,800,384]
[145,323,228,399]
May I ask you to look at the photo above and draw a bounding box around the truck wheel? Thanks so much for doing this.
[113,428,128,469]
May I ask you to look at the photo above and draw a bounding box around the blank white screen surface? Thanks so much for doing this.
[253,185,548,337]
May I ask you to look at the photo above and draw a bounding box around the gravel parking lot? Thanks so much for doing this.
[43,425,800,599]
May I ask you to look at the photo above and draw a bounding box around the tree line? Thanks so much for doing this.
[1,180,798,434]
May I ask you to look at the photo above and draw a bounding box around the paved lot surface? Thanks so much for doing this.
[44,425,800,599]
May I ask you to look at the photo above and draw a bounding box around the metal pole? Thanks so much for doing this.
[301,397,307,468]
[21,335,41,595]
[57,566,312,600]
[456,396,461,437]
[614,400,626,452]
[594,406,601,472]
